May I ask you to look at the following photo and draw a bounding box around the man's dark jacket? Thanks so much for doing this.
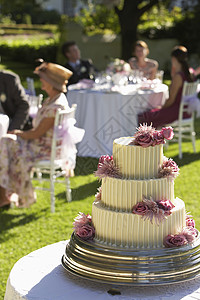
[0,71,29,130]
[65,59,94,85]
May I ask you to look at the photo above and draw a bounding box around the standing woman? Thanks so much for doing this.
[0,61,72,209]
[129,40,158,80]
[138,46,195,128]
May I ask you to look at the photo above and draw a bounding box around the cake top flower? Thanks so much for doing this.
[129,124,174,148]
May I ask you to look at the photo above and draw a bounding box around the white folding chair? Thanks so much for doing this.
[27,94,43,118]
[166,81,199,159]
[26,77,36,96]
[31,104,77,213]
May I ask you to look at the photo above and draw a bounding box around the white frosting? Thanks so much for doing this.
[113,137,163,179]
[101,177,174,211]
[92,198,186,248]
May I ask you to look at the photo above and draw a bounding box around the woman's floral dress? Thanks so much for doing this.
[0,93,69,207]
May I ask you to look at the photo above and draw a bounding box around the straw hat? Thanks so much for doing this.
[34,60,73,92]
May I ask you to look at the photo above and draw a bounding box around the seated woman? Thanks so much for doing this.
[0,61,73,209]
[138,46,195,129]
[129,40,158,80]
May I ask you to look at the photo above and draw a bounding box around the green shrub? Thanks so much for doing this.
[0,38,58,64]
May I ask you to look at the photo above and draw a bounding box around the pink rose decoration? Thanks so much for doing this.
[152,131,165,146]
[186,215,195,228]
[161,127,174,140]
[163,158,179,172]
[73,212,91,229]
[132,202,149,215]
[163,234,188,247]
[75,224,95,240]
[158,157,179,179]
[130,124,174,147]
[98,155,113,168]
[182,227,197,242]
[158,199,175,212]
[134,132,154,147]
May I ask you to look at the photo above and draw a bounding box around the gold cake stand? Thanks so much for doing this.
[62,232,200,286]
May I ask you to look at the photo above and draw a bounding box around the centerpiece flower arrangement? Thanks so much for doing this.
[106,58,131,74]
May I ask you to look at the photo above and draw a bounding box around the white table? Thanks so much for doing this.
[0,114,9,138]
[67,84,168,157]
[4,240,200,300]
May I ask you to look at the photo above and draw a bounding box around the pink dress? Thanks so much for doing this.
[0,93,69,207]
[138,72,191,128]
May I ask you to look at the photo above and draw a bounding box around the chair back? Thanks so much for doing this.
[27,94,43,118]
[50,104,77,171]
[26,77,36,96]
[178,81,199,122]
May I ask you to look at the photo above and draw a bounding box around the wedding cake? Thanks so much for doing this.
[62,125,200,285]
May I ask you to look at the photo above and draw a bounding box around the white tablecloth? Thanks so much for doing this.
[4,240,200,300]
[0,114,9,138]
[67,84,168,157]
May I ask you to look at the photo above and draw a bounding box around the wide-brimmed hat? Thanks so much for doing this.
[34,60,73,92]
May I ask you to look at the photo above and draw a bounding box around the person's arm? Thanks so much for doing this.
[8,74,30,131]
[10,117,55,140]
[162,73,183,109]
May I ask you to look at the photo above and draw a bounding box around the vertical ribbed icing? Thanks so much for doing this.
[92,198,185,248]
[101,177,174,211]
[113,137,163,179]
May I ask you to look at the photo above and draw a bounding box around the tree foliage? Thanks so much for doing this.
[76,0,200,59]
[0,0,60,24]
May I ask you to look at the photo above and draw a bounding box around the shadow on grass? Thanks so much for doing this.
[0,208,48,243]
[75,157,98,176]
[56,180,100,202]
[170,151,200,167]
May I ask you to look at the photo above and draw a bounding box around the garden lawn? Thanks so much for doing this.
[0,60,200,298]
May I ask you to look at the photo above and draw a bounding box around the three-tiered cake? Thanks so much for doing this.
[62,125,200,285]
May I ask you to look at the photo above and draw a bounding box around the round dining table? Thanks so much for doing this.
[4,240,200,300]
[67,83,168,157]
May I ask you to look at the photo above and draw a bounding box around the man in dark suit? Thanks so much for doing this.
[0,70,29,131]
[62,41,96,85]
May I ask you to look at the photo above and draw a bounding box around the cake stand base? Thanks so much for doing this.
[62,232,200,286]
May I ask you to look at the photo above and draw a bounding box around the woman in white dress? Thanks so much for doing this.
[129,40,158,80]
[0,61,72,209]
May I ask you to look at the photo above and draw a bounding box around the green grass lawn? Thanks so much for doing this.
[0,60,200,299]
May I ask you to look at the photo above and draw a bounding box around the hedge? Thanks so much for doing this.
[0,38,58,64]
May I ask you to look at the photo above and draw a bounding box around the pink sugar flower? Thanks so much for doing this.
[158,157,179,179]
[75,224,95,240]
[163,234,188,248]
[132,202,149,215]
[152,131,165,146]
[134,132,154,147]
[98,155,113,168]
[186,215,195,228]
[95,156,121,180]
[73,212,91,230]
[161,126,174,140]
[182,227,197,242]
[157,199,175,212]
[163,158,179,172]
